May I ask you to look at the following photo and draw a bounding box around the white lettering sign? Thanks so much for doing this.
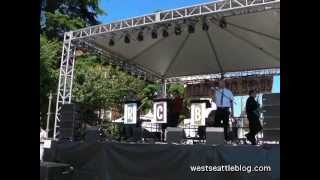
[191,103,206,126]
[152,101,167,123]
[124,103,137,124]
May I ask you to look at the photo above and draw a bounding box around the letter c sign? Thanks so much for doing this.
[153,102,167,123]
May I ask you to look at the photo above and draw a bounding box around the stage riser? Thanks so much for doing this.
[43,141,280,180]
[40,162,72,180]
[263,130,280,141]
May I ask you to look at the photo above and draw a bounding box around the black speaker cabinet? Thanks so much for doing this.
[262,93,280,106]
[166,127,184,143]
[59,104,81,141]
[263,117,280,129]
[205,127,225,145]
[60,104,80,114]
[40,161,73,180]
[262,105,280,117]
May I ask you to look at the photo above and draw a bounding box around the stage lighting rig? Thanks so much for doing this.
[174,26,182,35]
[124,34,130,43]
[151,29,158,39]
[108,39,114,46]
[202,22,209,31]
[188,24,195,34]
[219,18,227,28]
[162,29,169,38]
[137,31,144,41]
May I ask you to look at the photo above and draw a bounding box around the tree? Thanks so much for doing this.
[40,35,60,121]
[72,54,148,124]
[44,11,86,39]
[40,0,106,122]
[168,83,185,96]
[45,0,106,26]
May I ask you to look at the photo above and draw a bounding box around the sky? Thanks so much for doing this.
[98,0,214,23]
[97,0,280,117]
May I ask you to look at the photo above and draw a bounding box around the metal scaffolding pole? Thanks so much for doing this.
[53,32,76,140]
[46,92,52,135]
[161,79,167,97]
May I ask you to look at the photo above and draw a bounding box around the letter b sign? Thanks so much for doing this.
[191,103,205,126]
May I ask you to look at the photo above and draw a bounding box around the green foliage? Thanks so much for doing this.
[168,83,185,96]
[46,0,106,26]
[139,84,161,113]
[103,122,123,140]
[40,0,165,139]
[40,35,60,100]
[73,54,147,113]
[44,11,86,39]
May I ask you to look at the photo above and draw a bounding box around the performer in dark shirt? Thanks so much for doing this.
[169,90,183,127]
[245,90,262,145]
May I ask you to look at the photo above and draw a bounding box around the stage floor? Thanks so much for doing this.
[43,141,279,180]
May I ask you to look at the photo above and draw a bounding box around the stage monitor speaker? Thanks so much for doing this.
[262,93,280,106]
[263,129,280,141]
[205,127,224,145]
[262,105,280,117]
[40,161,73,180]
[166,127,184,143]
[263,117,280,129]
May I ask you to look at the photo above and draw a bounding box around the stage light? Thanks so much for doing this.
[162,29,169,38]
[202,22,209,31]
[188,24,195,34]
[137,31,144,41]
[151,30,158,39]
[124,34,130,43]
[219,18,227,28]
[174,26,182,35]
[108,39,114,46]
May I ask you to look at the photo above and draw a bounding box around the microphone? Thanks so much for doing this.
[210,86,218,91]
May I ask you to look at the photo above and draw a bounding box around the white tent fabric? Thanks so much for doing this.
[91,8,279,78]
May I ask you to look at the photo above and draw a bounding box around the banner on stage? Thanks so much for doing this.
[186,76,273,97]
[152,101,167,123]
[191,103,206,126]
[124,103,137,124]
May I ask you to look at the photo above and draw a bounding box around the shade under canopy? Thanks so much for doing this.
[80,1,280,79]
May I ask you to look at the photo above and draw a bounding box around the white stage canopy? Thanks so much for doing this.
[74,0,280,79]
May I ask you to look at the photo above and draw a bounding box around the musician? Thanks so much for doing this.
[245,90,262,145]
[169,90,183,127]
[40,127,47,142]
[213,79,234,141]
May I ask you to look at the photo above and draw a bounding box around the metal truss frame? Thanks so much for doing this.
[71,0,280,40]
[53,0,280,139]
[53,32,76,139]
[166,68,280,84]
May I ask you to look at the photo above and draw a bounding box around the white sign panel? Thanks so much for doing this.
[124,103,137,124]
[191,103,206,126]
[43,139,52,149]
[152,101,167,123]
